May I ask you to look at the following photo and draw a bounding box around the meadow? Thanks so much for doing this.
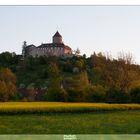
[0,102,139,134]
[0,110,139,134]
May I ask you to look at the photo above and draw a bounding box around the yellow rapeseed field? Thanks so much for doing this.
[0,102,139,114]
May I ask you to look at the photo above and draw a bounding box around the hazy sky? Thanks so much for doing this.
[0,6,140,63]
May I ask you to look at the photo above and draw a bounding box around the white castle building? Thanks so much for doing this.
[22,31,73,57]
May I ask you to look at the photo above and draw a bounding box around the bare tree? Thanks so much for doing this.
[117,52,134,64]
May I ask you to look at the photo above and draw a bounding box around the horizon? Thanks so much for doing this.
[0,6,140,64]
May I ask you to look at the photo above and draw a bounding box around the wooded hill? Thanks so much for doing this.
[0,51,140,103]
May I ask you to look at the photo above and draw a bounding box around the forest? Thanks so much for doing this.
[0,51,140,103]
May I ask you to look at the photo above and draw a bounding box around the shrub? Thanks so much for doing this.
[130,87,140,103]
[85,85,106,102]
[26,84,36,101]
[44,88,68,102]
[22,97,28,102]
[106,88,130,103]
[11,93,20,101]
[67,89,85,102]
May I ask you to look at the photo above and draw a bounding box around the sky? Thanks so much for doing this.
[0,6,140,63]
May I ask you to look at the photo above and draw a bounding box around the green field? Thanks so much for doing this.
[0,102,139,134]
[0,110,139,134]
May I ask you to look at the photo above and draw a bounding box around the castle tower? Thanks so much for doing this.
[53,31,63,44]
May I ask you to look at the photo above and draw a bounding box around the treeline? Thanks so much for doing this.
[0,51,140,103]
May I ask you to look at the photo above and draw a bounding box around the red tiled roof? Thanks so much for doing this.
[64,46,72,50]
[53,31,62,37]
[37,43,65,48]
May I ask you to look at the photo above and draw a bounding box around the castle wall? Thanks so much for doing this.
[25,46,37,57]
[28,47,65,57]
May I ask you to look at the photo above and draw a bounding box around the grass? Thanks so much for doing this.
[0,102,139,134]
[0,102,139,114]
[0,110,139,134]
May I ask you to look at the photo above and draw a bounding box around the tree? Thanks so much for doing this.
[26,84,36,101]
[74,59,84,71]
[85,85,106,102]
[63,71,89,102]
[46,62,64,101]
[44,88,68,102]
[67,89,85,102]
[0,80,17,101]
[130,87,140,103]
[106,88,130,103]
[0,68,16,84]
[79,71,89,90]
[7,82,17,98]
[48,62,60,78]
[0,68,17,101]
[0,52,13,66]
[0,81,7,101]
[47,62,61,88]
[74,48,80,56]
[22,41,27,58]
[117,52,134,65]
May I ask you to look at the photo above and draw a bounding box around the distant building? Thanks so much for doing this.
[22,31,73,57]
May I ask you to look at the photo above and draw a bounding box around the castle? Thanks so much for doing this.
[22,31,73,57]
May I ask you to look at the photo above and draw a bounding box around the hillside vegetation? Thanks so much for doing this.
[0,51,140,103]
